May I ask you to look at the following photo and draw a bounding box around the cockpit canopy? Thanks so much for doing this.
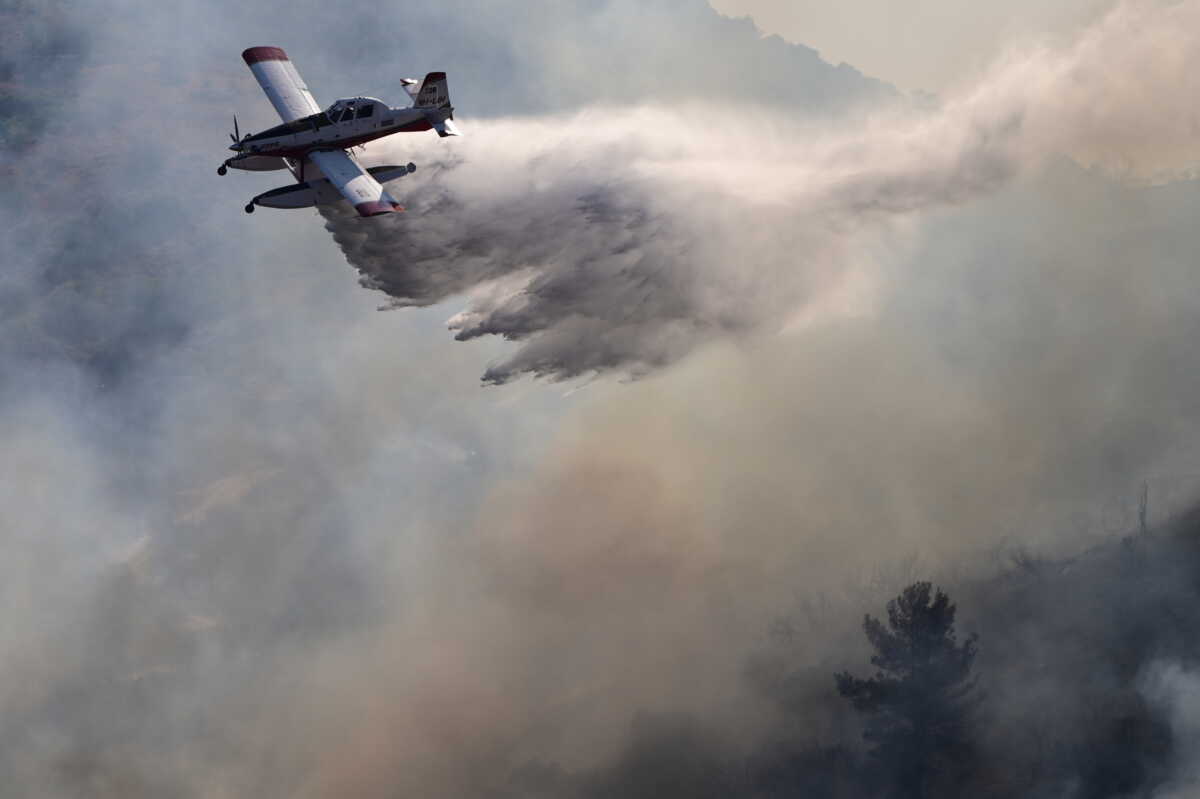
[325,97,385,123]
[241,97,387,144]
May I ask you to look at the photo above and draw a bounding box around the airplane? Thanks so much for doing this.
[220,46,460,217]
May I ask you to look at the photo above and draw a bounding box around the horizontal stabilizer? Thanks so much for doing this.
[431,118,461,138]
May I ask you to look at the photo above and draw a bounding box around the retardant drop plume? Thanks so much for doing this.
[323,0,1200,384]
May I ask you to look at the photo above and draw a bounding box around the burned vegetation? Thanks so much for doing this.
[499,509,1200,799]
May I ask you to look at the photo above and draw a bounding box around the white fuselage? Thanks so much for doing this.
[230,97,439,160]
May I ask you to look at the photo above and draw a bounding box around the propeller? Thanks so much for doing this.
[229,115,240,144]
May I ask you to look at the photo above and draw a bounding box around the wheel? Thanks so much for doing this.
[217,164,227,176]
[244,203,255,214]
[406,162,416,174]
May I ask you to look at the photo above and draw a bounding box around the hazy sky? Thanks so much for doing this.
[710,0,1117,91]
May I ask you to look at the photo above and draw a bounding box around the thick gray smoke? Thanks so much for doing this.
[8,0,1200,797]
[1143,660,1200,798]
[326,0,1200,383]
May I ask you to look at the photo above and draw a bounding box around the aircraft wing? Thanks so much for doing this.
[308,149,404,217]
[242,47,321,122]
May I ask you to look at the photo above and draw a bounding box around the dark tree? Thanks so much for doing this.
[835,582,979,798]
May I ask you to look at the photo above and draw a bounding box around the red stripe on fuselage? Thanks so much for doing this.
[242,46,289,65]
[243,119,435,160]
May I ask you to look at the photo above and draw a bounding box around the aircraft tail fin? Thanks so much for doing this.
[413,71,450,109]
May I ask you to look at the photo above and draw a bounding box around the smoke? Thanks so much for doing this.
[1143,661,1200,799]
[6,0,1200,797]
[325,0,1200,384]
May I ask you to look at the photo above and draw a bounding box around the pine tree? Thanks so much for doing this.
[835,582,979,798]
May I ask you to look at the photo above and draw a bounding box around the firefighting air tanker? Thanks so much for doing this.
[219,46,460,217]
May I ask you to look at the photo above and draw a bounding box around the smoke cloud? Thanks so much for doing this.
[7,0,1200,797]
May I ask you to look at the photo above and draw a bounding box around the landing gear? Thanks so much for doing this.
[244,202,255,214]
[217,163,228,176]
[407,162,416,174]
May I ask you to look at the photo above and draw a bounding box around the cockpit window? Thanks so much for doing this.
[242,102,370,143]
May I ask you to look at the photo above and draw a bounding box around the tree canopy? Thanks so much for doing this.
[835,582,979,798]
